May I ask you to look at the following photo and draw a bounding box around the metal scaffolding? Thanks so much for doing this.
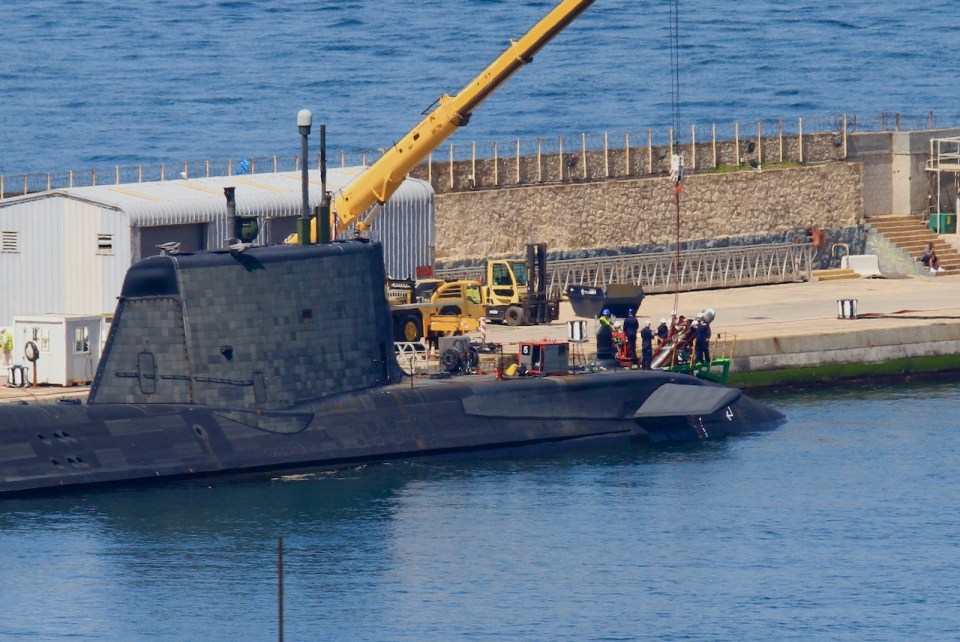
[925,136,960,233]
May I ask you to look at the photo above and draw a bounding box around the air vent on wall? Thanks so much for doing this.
[97,233,114,254]
[1,230,18,253]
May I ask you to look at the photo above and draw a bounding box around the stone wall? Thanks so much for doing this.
[434,162,863,262]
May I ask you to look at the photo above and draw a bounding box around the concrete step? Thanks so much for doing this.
[904,246,960,257]
[866,216,920,230]
[868,214,960,274]
[812,268,860,281]
[869,222,925,233]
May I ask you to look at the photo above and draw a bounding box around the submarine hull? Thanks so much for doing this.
[0,370,782,495]
[0,241,783,496]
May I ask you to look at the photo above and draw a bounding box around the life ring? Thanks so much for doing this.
[24,340,39,363]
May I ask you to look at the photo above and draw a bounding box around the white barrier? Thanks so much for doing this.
[841,255,882,278]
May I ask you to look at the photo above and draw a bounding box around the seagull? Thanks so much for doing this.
[228,241,255,253]
[179,171,188,180]
[156,241,181,255]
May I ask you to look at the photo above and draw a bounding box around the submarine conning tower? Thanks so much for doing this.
[88,241,404,408]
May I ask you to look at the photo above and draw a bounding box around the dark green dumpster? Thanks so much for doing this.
[929,213,957,234]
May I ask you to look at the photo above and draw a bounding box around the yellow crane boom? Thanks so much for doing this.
[304,0,595,241]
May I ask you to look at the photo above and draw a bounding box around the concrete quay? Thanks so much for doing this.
[2,272,958,404]
[481,272,960,389]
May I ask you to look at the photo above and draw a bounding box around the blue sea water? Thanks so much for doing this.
[2,0,959,175]
[1,382,959,640]
[3,3,960,639]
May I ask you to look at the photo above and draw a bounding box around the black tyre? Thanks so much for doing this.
[505,305,524,326]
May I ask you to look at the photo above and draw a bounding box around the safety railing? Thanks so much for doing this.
[437,243,815,299]
[2,111,946,200]
[394,340,431,375]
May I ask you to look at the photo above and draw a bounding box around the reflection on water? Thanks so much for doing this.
[2,382,960,640]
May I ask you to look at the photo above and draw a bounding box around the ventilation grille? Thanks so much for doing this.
[97,233,114,255]
[1,231,18,253]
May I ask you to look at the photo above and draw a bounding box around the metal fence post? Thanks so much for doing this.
[798,117,804,163]
[516,138,521,184]
[625,132,631,177]
[537,138,543,183]
[647,129,653,174]
[712,124,717,168]
[734,122,740,166]
[690,125,696,171]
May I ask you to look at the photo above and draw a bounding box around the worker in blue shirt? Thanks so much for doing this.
[640,320,654,370]
[694,314,711,365]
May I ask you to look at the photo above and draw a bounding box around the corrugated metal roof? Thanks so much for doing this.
[0,167,434,226]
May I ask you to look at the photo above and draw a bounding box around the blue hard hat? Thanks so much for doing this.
[602,308,610,315]
[628,308,635,315]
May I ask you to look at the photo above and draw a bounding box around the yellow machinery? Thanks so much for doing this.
[391,280,487,343]
[291,0,595,242]
[481,243,559,326]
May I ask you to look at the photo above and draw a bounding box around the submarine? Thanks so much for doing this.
[0,241,784,496]
[0,0,783,495]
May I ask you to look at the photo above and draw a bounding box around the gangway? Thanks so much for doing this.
[437,243,815,299]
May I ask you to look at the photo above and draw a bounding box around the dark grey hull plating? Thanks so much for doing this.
[0,241,783,496]
[0,370,782,495]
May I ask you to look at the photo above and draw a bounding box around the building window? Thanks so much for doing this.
[1,231,18,253]
[31,328,51,353]
[97,233,114,255]
[74,327,90,354]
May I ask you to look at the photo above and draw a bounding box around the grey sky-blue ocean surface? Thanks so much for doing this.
[1,382,959,640]
[2,0,959,174]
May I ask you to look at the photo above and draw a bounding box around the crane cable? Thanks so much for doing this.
[669,0,683,321]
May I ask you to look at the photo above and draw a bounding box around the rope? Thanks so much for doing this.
[669,0,681,136]
[669,0,683,320]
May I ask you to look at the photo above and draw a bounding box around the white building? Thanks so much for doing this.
[0,168,435,328]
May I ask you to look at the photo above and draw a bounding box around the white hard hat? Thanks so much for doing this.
[660,318,667,323]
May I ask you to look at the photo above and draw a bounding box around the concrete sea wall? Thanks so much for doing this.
[733,323,960,373]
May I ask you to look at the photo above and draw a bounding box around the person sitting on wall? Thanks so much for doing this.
[922,243,944,273]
